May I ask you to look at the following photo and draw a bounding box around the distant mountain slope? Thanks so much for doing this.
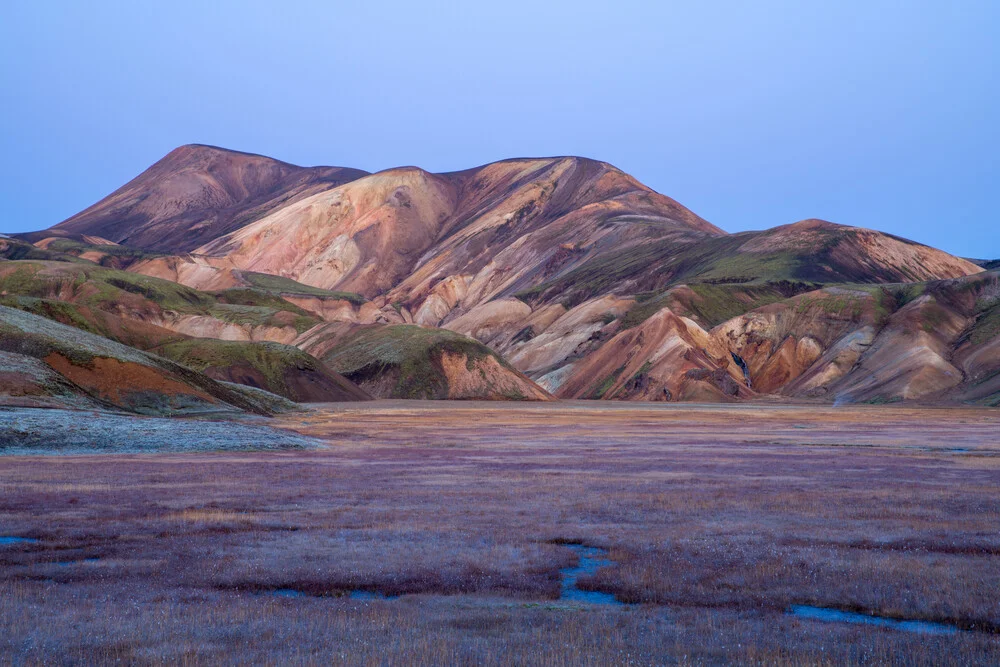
[534,271,1000,405]
[521,219,981,307]
[37,144,368,252]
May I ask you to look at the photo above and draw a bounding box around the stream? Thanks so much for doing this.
[559,544,623,606]
[790,605,959,635]
[236,542,972,633]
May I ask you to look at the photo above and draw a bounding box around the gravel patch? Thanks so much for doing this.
[0,408,324,454]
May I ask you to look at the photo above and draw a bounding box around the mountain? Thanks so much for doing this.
[123,156,722,302]
[970,258,1000,271]
[6,145,995,406]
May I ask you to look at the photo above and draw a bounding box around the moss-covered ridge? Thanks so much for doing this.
[0,260,323,336]
[152,339,371,403]
[0,293,368,404]
[238,271,367,306]
[620,282,812,331]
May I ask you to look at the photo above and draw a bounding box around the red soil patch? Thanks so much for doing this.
[43,353,216,408]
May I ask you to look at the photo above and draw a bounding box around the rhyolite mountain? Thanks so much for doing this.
[5,144,997,406]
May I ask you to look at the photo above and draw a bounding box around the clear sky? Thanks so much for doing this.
[1,1,997,257]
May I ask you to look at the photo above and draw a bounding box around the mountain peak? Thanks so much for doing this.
[786,218,843,230]
[49,146,369,252]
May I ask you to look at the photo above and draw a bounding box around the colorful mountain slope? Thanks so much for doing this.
[9,145,995,405]
[0,260,371,403]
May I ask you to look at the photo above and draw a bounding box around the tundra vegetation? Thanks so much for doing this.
[1,402,998,664]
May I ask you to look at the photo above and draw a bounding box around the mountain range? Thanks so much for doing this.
[2,144,997,411]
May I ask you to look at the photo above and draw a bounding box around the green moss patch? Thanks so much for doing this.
[207,304,318,334]
[969,303,1000,346]
[39,238,161,267]
[587,365,626,399]
[0,239,88,263]
[153,339,317,396]
[241,272,367,305]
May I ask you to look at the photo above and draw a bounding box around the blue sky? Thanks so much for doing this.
[1,1,997,257]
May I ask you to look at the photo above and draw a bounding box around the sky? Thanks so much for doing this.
[1,1,997,257]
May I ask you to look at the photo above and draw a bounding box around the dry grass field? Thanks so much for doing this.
[1,401,999,664]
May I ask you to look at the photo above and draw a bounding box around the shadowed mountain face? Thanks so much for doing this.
[38,145,369,252]
[7,145,995,406]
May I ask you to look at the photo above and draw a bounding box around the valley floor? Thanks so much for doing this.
[1,401,999,664]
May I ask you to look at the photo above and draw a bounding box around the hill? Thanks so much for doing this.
[0,304,292,415]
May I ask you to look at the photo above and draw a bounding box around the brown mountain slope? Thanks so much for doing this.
[177,157,723,305]
[37,144,368,252]
[830,272,1000,405]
